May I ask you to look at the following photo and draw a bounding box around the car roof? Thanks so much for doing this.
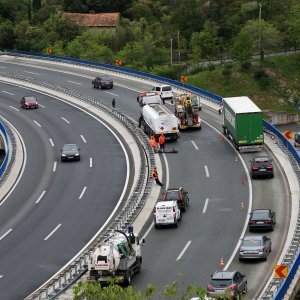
[63,144,78,148]
[24,96,36,100]
[156,200,176,207]
[253,156,270,162]
[212,271,235,279]
[252,209,271,213]
[243,235,263,241]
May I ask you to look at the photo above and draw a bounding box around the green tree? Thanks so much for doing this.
[0,20,15,49]
[231,29,254,64]
[288,4,300,42]
[243,19,281,60]
[32,0,41,13]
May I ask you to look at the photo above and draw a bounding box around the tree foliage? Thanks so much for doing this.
[231,29,254,63]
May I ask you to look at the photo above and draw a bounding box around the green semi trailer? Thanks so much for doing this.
[222,96,264,152]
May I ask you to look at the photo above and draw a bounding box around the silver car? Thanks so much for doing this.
[239,235,271,261]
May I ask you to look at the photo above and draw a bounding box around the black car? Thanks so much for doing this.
[61,144,80,162]
[162,187,189,212]
[250,156,274,179]
[249,209,276,231]
[207,271,247,299]
[92,76,113,89]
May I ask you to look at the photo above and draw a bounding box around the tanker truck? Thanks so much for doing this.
[87,229,142,286]
[140,102,179,141]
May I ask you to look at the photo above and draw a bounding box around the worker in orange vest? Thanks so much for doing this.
[152,167,163,186]
[158,133,165,152]
[150,135,158,151]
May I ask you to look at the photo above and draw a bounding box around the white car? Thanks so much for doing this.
[152,84,173,104]
[154,200,181,228]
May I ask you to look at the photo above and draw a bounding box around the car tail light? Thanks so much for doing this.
[239,248,244,252]
[207,285,214,291]
[249,220,255,224]
[228,284,237,291]
[179,192,183,201]
[252,166,259,170]
[163,193,166,201]
[259,247,265,252]
[265,220,272,223]
[195,115,198,124]
[266,165,273,169]
[172,127,177,130]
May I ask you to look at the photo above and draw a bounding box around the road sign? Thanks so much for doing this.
[115,59,122,66]
[274,265,288,278]
[284,130,293,139]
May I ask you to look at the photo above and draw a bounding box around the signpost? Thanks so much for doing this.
[274,265,288,278]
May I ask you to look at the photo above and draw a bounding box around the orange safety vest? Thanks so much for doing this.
[152,170,158,179]
[150,137,157,149]
[159,135,165,145]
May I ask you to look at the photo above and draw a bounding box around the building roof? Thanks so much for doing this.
[62,12,119,27]
[223,96,261,114]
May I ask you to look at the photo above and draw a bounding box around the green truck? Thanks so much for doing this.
[222,96,264,152]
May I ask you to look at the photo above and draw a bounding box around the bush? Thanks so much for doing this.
[258,76,271,89]
[208,63,215,71]
[222,68,232,77]
[254,69,268,80]
[241,61,252,71]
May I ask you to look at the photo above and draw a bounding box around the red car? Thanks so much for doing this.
[21,96,38,109]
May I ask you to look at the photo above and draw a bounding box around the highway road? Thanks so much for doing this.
[0,55,289,299]
[0,82,128,299]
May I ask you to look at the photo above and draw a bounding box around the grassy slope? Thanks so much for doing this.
[188,53,300,114]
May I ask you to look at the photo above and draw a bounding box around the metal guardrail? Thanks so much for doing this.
[0,119,11,180]
[1,53,300,299]
[0,72,155,300]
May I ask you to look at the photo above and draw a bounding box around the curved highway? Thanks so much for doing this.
[0,82,127,299]
[0,55,289,299]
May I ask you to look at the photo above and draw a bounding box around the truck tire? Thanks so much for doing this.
[136,257,142,273]
[124,270,132,286]
[223,127,227,135]
[155,224,160,229]
[174,221,178,228]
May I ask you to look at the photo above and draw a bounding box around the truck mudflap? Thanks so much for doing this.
[238,144,264,152]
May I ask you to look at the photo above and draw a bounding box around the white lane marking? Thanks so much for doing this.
[204,165,210,177]
[35,190,46,204]
[49,138,54,147]
[79,186,87,199]
[0,66,6,68]
[9,106,19,111]
[176,240,192,261]
[39,104,45,108]
[33,120,41,127]
[105,91,118,97]
[80,134,86,143]
[2,90,14,95]
[68,80,82,85]
[0,275,3,279]
[203,198,209,213]
[90,157,93,168]
[61,116,70,124]
[0,229,13,240]
[191,140,199,150]
[44,224,61,241]
[24,70,40,75]
[53,161,57,172]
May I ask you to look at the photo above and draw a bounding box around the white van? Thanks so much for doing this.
[152,85,174,104]
[154,201,181,229]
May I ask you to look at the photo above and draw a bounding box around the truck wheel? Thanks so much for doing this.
[223,127,227,135]
[155,224,160,229]
[174,222,178,228]
[124,270,132,286]
[136,257,142,273]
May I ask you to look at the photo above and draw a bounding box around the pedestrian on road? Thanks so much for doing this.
[158,133,165,152]
[138,113,143,128]
[150,135,158,152]
[152,167,163,186]
[112,98,116,108]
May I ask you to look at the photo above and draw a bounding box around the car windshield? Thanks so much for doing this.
[162,86,172,91]
[165,191,181,200]
[252,210,270,219]
[102,77,112,81]
[64,145,77,151]
[254,157,270,164]
[242,239,261,246]
[210,279,232,287]
[25,97,36,101]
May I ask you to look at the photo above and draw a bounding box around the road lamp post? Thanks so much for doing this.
[258,3,262,56]
[170,38,173,66]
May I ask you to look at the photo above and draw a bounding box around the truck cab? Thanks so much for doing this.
[137,91,162,107]
[294,132,300,147]
[152,85,173,104]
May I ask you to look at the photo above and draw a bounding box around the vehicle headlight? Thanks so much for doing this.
[75,153,79,156]
[61,154,66,157]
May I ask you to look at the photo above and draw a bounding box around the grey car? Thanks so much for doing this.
[61,144,80,162]
[207,271,247,299]
[239,235,271,261]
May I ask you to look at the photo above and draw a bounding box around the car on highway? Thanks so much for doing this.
[207,270,247,299]
[20,96,38,109]
[60,144,80,162]
[154,200,181,229]
[162,187,189,212]
[249,209,276,231]
[250,156,274,179]
[239,235,272,261]
[92,76,113,89]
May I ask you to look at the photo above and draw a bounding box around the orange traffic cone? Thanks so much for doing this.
[240,202,244,209]
[241,176,245,185]
[219,135,224,141]
[220,257,225,268]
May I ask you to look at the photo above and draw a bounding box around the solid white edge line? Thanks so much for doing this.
[0,275,3,279]
[9,105,19,111]
[201,119,253,271]
[191,140,199,150]
[67,80,81,85]
[49,138,54,147]
[0,229,13,240]
[176,240,192,261]
[52,161,57,172]
[203,198,209,213]
[35,190,46,204]
[39,104,45,108]
[44,224,61,241]
[33,120,41,127]
[89,157,92,168]
[61,116,70,124]
[79,186,87,199]
[24,71,40,75]
[204,165,210,177]
[80,134,87,143]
